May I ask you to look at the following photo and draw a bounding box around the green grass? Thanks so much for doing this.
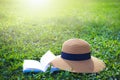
[0,0,120,79]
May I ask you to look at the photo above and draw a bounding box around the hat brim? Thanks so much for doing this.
[51,55,106,73]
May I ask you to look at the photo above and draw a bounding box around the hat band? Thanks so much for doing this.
[61,52,91,61]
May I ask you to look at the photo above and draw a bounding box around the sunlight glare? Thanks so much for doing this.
[27,0,50,7]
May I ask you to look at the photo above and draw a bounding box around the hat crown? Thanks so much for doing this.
[62,39,90,54]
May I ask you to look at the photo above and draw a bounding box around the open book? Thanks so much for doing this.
[23,50,58,73]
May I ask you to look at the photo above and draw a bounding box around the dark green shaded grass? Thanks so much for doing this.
[0,0,120,79]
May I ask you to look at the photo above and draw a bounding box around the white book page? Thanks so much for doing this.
[40,50,56,72]
[23,50,56,72]
[23,60,42,70]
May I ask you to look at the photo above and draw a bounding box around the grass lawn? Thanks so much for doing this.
[0,0,120,79]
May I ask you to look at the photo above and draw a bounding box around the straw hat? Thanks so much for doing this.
[51,39,106,73]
